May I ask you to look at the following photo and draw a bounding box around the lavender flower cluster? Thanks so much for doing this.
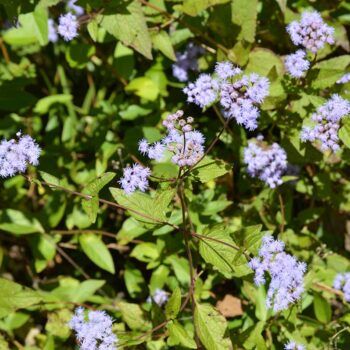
[69,308,118,350]
[184,61,270,130]
[285,11,334,78]
[301,94,350,152]
[139,110,205,167]
[118,164,151,195]
[284,341,306,350]
[333,272,350,301]
[337,73,350,84]
[0,132,41,178]
[243,137,287,188]
[147,288,169,306]
[287,11,334,53]
[248,236,306,312]
[172,43,204,82]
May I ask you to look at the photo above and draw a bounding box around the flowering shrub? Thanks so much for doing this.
[1,1,350,349]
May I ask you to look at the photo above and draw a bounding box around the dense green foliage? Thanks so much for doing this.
[1,0,350,349]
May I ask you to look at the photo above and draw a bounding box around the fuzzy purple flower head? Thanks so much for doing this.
[285,50,310,78]
[337,73,350,84]
[287,11,334,53]
[148,288,168,306]
[48,18,58,43]
[172,43,204,82]
[333,272,350,301]
[244,137,287,188]
[139,110,205,167]
[300,94,350,152]
[0,132,41,178]
[58,13,79,41]
[69,308,118,350]
[284,341,306,350]
[119,164,151,195]
[215,61,242,81]
[248,235,306,312]
[67,0,84,16]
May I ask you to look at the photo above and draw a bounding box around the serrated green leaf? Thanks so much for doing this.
[180,0,230,16]
[125,77,160,101]
[191,157,231,183]
[313,293,331,324]
[194,303,231,350]
[167,320,196,348]
[79,234,115,274]
[39,171,60,187]
[151,30,176,61]
[165,287,181,319]
[119,302,150,331]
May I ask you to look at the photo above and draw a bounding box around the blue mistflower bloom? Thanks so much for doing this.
[58,13,79,41]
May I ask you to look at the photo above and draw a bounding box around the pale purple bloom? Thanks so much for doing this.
[244,138,287,188]
[67,0,84,16]
[141,110,205,167]
[172,43,204,82]
[69,308,117,350]
[248,236,306,312]
[48,19,58,43]
[119,164,151,195]
[287,11,334,53]
[58,13,79,41]
[215,61,241,80]
[300,94,350,152]
[337,73,350,84]
[284,341,306,350]
[149,288,168,306]
[0,133,41,178]
[333,273,350,301]
[285,50,310,78]
[220,73,269,130]
[183,74,220,108]
[138,139,149,155]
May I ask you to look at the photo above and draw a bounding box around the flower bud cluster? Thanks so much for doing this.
[337,73,350,84]
[184,61,270,130]
[147,288,169,306]
[248,236,307,312]
[139,110,205,167]
[0,132,41,178]
[118,163,151,195]
[69,308,118,350]
[287,11,334,53]
[58,13,79,41]
[284,341,306,350]
[243,137,287,188]
[333,272,350,301]
[172,43,204,82]
[300,94,350,152]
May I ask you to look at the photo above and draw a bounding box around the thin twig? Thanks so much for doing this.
[0,37,10,64]
[312,282,344,297]
[52,229,116,238]
[278,192,285,233]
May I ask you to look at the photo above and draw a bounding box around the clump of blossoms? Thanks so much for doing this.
[67,0,84,16]
[287,11,334,53]
[48,18,58,43]
[333,272,350,301]
[284,341,306,350]
[147,288,169,306]
[337,73,350,84]
[248,236,307,312]
[243,136,287,188]
[58,13,79,41]
[300,94,350,152]
[139,110,205,167]
[0,132,41,178]
[172,43,204,82]
[284,50,310,78]
[69,308,118,350]
[184,61,270,130]
[118,164,151,195]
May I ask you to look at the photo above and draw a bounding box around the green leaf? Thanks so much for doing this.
[130,242,160,263]
[66,42,96,69]
[194,303,231,350]
[231,0,258,43]
[242,321,267,350]
[167,320,196,348]
[124,263,146,298]
[79,234,115,274]
[0,209,44,235]
[151,30,176,61]
[119,302,150,331]
[179,0,230,16]
[165,287,181,319]
[246,48,284,77]
[191,157,231,183]
[313,293,332,324]
[109,188,174,226]
[339,122,350,149]
[0,278,42,318]
[34,94,72,114]
[125,77,160,101]
[39,171,60,187]
[198,224,250,278]
[99,1,152,59]
[81,172,116,223]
